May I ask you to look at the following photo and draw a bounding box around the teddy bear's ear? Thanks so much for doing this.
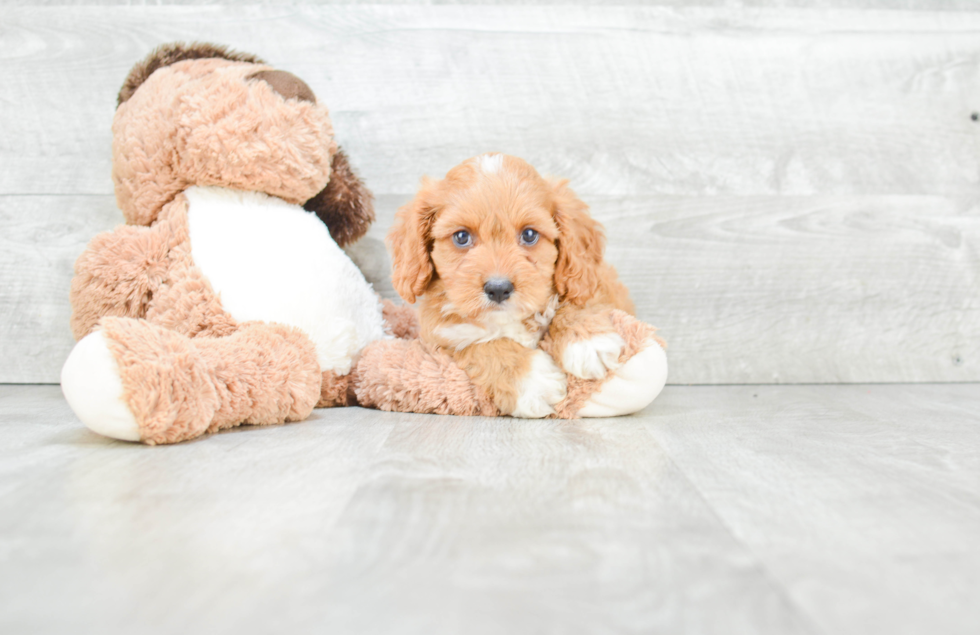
[246,70,316,103]
[303,149,376,248]
[117,42,265,107]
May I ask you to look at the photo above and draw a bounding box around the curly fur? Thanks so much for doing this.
[386,177,441,304]
[386,153,636,416]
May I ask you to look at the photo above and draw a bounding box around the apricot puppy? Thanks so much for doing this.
[387,153,635,417]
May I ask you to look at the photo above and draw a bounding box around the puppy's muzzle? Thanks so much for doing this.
[484,278,514,304]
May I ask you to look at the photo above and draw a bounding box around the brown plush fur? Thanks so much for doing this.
[70,194,237,341]
[246,70,316,104]
[380,298,421,340]
[117,42,264,107]
[317,370,356,408]
[100,316,321,445]
[112,58,336,226]
[353,338,497,416]
[304,150,376,248]
[386,154,638,415]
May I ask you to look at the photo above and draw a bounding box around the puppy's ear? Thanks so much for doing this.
[551,178,605,306]
[386,178,439,304]
[304,149,375,248]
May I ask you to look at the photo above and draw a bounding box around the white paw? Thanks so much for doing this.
[578,339,668,418]
[511,350,567,418]
[562,332,626,380]
[60,331,141,442]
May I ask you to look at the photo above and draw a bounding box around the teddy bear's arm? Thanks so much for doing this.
[69,222,174,340]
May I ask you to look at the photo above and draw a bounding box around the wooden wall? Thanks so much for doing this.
[1,3,978,384]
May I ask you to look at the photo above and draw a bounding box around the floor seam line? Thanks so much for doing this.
[638,422,829,635]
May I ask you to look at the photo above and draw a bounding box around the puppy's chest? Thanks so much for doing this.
[435,296,559,350]
[184,186,385,349]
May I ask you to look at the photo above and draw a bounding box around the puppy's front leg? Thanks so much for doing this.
[548,305,626,380]
[452,339,566,418]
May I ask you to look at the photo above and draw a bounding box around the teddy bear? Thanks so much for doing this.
[60,42,406,444]
[61,42,667,446]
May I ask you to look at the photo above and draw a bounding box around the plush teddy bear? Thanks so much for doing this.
[61,42,666,446]
[60,42,407,444]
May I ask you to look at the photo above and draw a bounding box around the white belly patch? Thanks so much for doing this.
[185,186,387,374]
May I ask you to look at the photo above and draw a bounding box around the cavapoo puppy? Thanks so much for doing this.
[387,153,640,418]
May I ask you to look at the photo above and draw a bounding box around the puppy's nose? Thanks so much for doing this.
[484,278,514,304]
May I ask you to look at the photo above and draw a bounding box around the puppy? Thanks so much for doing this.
[387,153,634,418]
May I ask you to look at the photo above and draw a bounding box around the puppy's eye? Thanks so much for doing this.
[519,228,539,246]
[452,230,472,248]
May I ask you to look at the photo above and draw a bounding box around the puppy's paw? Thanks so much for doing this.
[511,350,567,418]
[562,332,625,380]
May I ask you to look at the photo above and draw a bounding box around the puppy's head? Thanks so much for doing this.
[387,154,605,318]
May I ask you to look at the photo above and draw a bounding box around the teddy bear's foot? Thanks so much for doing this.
[549,310,668,418]
[61,317,223,444]
[61,330,141,442]
[61,317,322,444]
[576,339,667,417]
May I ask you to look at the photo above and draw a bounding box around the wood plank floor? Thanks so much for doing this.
[1,384,977,634]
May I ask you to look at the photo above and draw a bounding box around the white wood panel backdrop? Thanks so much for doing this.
[1,4,978,384]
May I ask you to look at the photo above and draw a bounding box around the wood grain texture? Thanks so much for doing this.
[2,383,978,633]
[1,5,978,383]
[1,6,979,197]
[8,1,980,9]
[0,196,121,384]
[645,383,980,635]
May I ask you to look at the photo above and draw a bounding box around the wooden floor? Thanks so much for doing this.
[1,384,977,635]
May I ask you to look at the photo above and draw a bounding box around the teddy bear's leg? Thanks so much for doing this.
[316,369,355,408]
[574,341,667,417]
[352,338,498,416]
[61,317,321,444]
[314,298,422,408]
[548,311,668,418]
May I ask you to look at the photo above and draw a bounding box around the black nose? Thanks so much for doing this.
[484,278,514,304]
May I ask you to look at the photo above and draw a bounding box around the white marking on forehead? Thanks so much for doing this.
[476,153,504,174]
